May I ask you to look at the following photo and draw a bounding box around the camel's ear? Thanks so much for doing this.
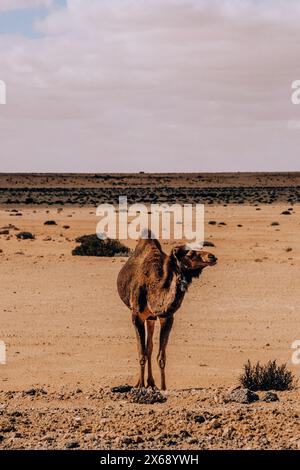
[172,245,188,262]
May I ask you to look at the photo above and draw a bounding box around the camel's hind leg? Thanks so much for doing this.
[157,315,174,390]
[132,313,146,388]
[146,319,156,388]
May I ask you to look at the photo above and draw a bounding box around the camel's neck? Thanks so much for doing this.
[162,254,178,289]
[162,255,203,292]
[181,267,203,285]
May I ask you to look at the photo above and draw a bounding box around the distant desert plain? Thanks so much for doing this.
[0,172,299,450]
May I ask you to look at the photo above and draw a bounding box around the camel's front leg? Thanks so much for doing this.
[132,313,146,388]
[146,319,156,388]
[157,315,174,390]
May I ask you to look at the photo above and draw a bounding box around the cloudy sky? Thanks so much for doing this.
[1,0,300,172]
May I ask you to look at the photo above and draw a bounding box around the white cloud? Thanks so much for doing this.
[1,0,300,171]
[287,120,300,129]
[0,0,54,11]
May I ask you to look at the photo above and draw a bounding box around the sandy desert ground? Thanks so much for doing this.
[0,173,299,449]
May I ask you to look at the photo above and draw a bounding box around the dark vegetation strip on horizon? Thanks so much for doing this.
[0,186,299,205]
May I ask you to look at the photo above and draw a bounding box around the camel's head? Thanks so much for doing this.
[172,246,217,271]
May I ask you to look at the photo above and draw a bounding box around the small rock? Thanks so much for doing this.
[128,387,167,404]
[180,429,191,438]
[23,388,47,397]
[187,438,198,444]
[261,391,279,402]
[10,411,22,417]
[222,426,235,438]
[228,387,259,404]
[65,440,80,449]
[82,428,92,434]
[210,418,221,429]
[259,436,269,445]
[111,385,133,394]
[167,440,177,446]
[194,415,206,424]
[121,436,133,445]
[1,425,16,433]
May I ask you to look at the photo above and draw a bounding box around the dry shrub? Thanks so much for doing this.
[72,234,130,257]
[240,360,295,391]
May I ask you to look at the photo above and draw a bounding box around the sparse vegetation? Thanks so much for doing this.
[72,234,130,257]
[203,240,215,247]
[270,221,279,226]
[240,360,296,391]
[16,232,35,240]
[25,197,34,204]
[44,220,57,225]
[0,175,300,205]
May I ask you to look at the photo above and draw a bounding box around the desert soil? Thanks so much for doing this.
[0,173,299,449]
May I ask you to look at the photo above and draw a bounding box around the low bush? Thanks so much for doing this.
[44,220,57,225]
[16,232,35,240]
[72,234,130,257]
[239,360,295,391]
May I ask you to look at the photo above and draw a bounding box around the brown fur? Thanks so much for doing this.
[117,233,217,389]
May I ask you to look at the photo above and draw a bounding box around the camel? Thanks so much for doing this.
[117,232,217,390]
